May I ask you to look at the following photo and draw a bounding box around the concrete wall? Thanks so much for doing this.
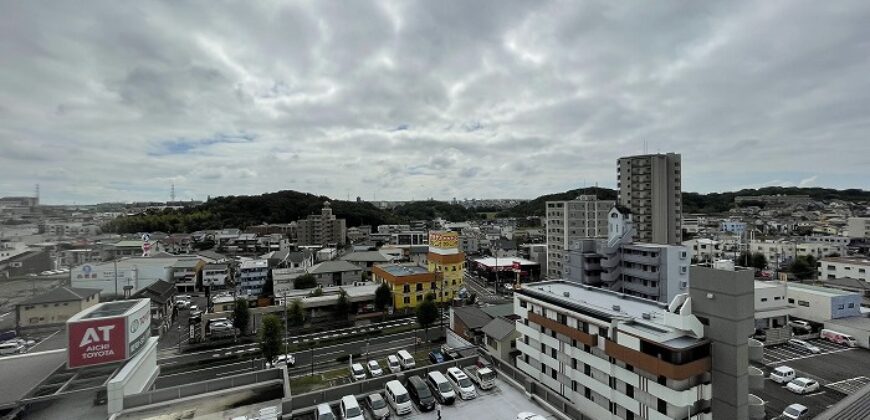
[124,369,282,410]
[787,285,862,322]
[689,266,754,420]
[107,337,160,415]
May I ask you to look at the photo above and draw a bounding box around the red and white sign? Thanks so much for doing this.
[512,261,522,273]
[67,317,126,368]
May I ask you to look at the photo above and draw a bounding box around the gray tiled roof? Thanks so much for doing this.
[481,317,516,341]
[18,287,100,306]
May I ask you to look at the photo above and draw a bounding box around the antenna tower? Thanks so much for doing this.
[170,184,176,201]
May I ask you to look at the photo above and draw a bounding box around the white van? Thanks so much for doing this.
[384,380,412,416]
[386,355,402,373]
[339,395,364,420]
[446,367,477,400]
[820,329,858,347]
[769,366,796,384]
[396,350,415,370]
[0,342,24,355]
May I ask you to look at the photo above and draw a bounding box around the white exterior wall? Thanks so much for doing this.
[847,217,870,239]
[71,258,176,296]
[818,259,870,282]
[749,240,797,267]
[787,287,834,323]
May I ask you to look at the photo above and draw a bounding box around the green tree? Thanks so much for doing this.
[259,314,283,365]
[287,299,305,327]
[334,289,350,320]
[789,255,817,280]
[374,282,392,312]
[293,273,318,289]
[751,253,768,271]
[308,287,324,297]
[232,298,250,335]
[416,293,439,341]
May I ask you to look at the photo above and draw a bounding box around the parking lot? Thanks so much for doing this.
[292,377,557,420]
[758,338,870,419]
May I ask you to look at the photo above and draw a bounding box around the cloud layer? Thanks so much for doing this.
[1,1,868,203]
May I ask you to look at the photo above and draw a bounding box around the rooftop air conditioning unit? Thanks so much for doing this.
[642,313,652,320]
[612,305,621,311]
[563,292,570,298]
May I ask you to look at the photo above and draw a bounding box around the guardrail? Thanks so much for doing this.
[124,369,283,409]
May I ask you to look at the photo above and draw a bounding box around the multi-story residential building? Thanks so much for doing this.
[202,263,231,289]
[237,259,269,296]
[391,231,427,246]
[847,216,870,239]
[427,231,465,302]
[566,207,691,303]
[377,224,411,234]
[818,256,870,282]
[749,239,796,267]
[346,226,370,243]
[515,281,712,420]
[372,264,438,310]
[295,202,347,246]
[683,239,723,263]
[795,241,847,260]
[171,258,204,293]
[719,220,746,237]
[617,153,682,245]
[41,222,101,238]
[545,195,614,279]
[59,248,104,267]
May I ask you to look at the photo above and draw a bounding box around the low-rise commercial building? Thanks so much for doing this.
[16,287,101,328]
[71,256,179,296]
[786,283,862,323]
[817,256,870,282]
[372,264,437,310]
[171,258,204,293]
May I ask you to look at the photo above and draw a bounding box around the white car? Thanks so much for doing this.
[786,378,820,394]
[789,320,812,332]
[350,363,367,381]
[339,395,364,420]
[769,366,796,384]
[446,367,477,400]
[782,403,809,419]
[386,355,401,374]
[788,339,821,354]
[367,360,383,377]
[315,403,335,420]
[175,300,191,309]
[266,353,295,368]
[517,413,548,420]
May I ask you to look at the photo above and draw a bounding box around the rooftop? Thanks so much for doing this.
[308,260,361,274]
[171,258,201,269]
[240,259,269,269]
[473,257,538,268]
[788,282,858,297]
[341,250,392,263]
[18,286,101,306]
[822,256,870,266]
[481,317,516,341]
[377,264,430,277]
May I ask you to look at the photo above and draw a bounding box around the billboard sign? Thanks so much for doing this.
[66,299,151,369]
[67,317,127,368]
[429,231,459,249]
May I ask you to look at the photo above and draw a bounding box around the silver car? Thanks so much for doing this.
[365,393,390,420]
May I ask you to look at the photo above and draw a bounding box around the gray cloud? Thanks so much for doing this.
[0,0,868,204]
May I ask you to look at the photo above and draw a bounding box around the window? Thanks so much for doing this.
[416,283,423,291]
[520,300,527,308]
[572,358,577,369]
[571,380,578,392]
[837,304,845,310]
[403,284,410,293]
[584,387,591,400]
[798,300,810,307]
[760,298,768,302]
[788,298,795,304]
[550,368,557,380]
[849,303,855,308]
[584,364,591,376]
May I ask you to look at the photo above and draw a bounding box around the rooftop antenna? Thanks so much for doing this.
[170,184,176,201]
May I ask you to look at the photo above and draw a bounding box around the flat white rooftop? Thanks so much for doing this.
[522,280,668,320]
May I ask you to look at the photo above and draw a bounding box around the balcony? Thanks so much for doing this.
[604,340,711,381]
[528,312,596,347]
[622,253,659,266]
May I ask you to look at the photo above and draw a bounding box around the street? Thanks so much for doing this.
[463,272,511,304]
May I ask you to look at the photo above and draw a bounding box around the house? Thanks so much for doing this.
[0,249,52,279]
[16,287,101,329]
[308,260,363,287]
[481,317,518,362]
[132,280,176,336]
[202,263,231,289]
[171,258,204,293]
[449,306,493,344]
[341,250,395,272]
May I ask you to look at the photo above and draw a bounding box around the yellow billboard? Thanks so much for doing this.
[429,231,459,249]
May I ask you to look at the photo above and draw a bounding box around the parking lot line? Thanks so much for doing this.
[766,347,856,365]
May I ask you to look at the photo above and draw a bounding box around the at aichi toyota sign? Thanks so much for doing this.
[66,299,151,369]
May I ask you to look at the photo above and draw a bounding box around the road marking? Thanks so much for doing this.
[32,330,60,349]
[765,347,856,365]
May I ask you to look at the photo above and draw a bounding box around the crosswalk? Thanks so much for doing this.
[763,338,854,366]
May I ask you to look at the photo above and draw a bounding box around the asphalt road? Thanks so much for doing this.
[758,340,870,418]
[462,273,511,305]
[155,328,445,388]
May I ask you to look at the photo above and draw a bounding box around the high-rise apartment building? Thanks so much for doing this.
[515,281,712,420]
[617,153,682,245]
[295,201,347,246]
[545,195,614,279]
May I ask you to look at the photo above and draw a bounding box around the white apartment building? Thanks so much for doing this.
[202,263,230,288]
[515,281,711,420]
[545,195,614,279]
[617,153,682,245]
[847,217,870,239]
[237,259,269,296]
[818,257,870,282]
[682,239,723,263]
[749,239,796,267]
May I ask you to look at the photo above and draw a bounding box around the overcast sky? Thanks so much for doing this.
[2,1,869,204]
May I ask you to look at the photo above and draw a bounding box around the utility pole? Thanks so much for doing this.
[282,290,288,359]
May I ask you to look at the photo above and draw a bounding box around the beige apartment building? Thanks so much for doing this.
[16,287,101,328]
[617,153,682,245]
[545,195,614,279]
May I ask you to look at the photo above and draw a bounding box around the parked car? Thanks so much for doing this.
[188,304,199,312]
[428,348,446,364]
[315,403,335,420]
[405,375,435,412]
[788,339,821,354]
[339,395,364,420]
[367,360,384,377]
[0,342,25,355]
[782,403,809,419]
[446,367,477,400]
[350,363,367,381]
[386,355,401,374]
[396,350,415,370]
[384,380,412,416]
[769,366,796,384]
[788,320,812,332]
[175,300,191,309]
[463,365,496,390]
[820,329,858,347]
[266,353,295,368]
[364,393,390,420]
[786,378,820,394]
[426,371,455,405]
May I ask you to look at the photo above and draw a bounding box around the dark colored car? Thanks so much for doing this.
[405,375,436,412]
[428,349,446,364]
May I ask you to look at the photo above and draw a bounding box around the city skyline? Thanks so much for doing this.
[2,1,870,204]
